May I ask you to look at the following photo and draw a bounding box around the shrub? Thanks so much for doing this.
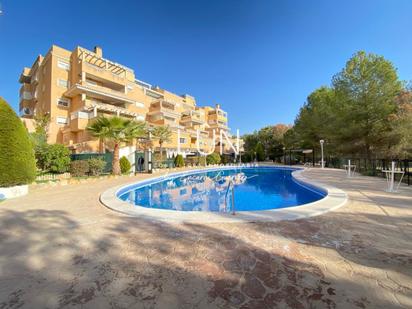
[0,97,36,187]
[88,158,106,176]
[120,156,131,174]
[174,154,184,167]
[70,160,89,177]
[206,153,221,165]
[36,144,71,173]
[198,156,206,166]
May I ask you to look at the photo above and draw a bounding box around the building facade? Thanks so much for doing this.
[19,45,240,157]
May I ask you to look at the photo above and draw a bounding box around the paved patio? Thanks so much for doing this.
[0,168,411,308]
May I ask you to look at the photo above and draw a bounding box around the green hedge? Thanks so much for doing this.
[120,156,131,174]
[174,154,185,167]
[0,97,36,187]
[206,153,221,165]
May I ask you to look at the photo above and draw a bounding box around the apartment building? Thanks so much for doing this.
[19,45,238,157]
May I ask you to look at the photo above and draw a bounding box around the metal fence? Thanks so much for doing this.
[328,158,411,186]
[70,152,113,173]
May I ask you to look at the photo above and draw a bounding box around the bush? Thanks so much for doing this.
[120,156,131,174]
[206,153,221,165]
[36,144,71,173]
[70,160,89,177]
[87,158,106,176]
[174,154,184,167]
[198,156,206,166]
[0,97,36,187]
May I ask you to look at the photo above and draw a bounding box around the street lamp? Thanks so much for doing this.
[320,139,325,169]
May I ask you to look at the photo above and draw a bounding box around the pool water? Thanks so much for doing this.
[117,167,326,212]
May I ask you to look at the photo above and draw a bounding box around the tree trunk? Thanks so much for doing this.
[99,138,106,154]
[159,141,163,161]
[112,143,121,175]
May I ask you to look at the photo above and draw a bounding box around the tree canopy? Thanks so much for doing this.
[285,51,410,159]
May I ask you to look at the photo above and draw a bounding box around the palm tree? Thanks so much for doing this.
[126,120,147,147]
[87,116,145,175]
[151,125,172,161]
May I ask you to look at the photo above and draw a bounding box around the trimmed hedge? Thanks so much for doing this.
[0,97,36,187]
[120,156,131,174]
[174,154,184,167]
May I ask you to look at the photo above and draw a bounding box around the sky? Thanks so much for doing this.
[0,0,411,134]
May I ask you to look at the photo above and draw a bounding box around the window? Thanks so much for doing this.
[179,138,186,144]
[57,98,70,108]
[56,116,68,125]
[57,78,69,88]
[57,60,70,70]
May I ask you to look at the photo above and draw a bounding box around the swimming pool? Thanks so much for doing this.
[117,167,327,212]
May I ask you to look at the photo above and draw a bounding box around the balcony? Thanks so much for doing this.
[208,121,229,131]
[19,86,35,111]
[65,80,136,105]
[19,68,31,84]
[180,110,204,125]
[78,48,130,85]
[186,128,209,138]
[148,100,180,119]
[70,111,92,132]
[84,99,143,119]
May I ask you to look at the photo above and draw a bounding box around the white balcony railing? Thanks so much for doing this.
[20,91,33,100]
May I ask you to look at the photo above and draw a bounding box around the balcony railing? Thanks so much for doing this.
[148,100,180,118]
[84,100,141,118]
[65,81,136,105]
[19,91,33,100]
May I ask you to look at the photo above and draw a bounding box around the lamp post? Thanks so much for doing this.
[147,131,153,173]
[320,139,325,169]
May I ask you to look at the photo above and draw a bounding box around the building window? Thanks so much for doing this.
[179,138,186,144]
[57,98,70,108]
[57,60,70,70]
[56,116,68,125]
[57,78,69,88]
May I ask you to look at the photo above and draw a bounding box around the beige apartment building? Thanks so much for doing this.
[19,45,240,158]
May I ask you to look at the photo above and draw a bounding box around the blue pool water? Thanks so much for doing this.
[117,167,326,212]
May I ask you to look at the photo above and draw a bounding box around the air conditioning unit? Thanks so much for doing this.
[22,108,32,115]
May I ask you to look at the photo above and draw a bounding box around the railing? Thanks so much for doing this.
[329,158,411,186]
[81,80,127,98]
[224,178,236,215]
[85,100,138,118]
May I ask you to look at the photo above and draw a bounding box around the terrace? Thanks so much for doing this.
[0,168,410,308]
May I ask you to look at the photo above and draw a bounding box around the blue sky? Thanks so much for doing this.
[0,0,411,133]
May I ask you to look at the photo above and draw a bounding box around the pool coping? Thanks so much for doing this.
[99,166,348,223]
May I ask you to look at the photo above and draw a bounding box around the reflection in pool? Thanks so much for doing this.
[117,167,326,212]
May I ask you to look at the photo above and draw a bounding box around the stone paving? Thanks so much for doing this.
[0,168,411,309]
